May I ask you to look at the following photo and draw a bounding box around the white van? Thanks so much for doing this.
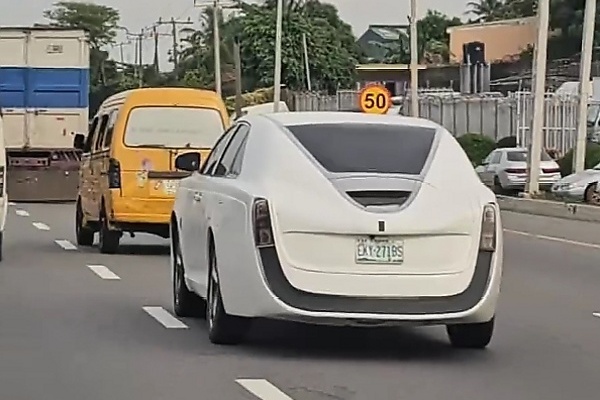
[0,110,7,260]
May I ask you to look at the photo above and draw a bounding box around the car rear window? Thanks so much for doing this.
[286,123,436,174]
[124,106,225,148]
[506,150,552,162]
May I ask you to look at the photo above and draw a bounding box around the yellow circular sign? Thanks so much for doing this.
[359,84,392,114]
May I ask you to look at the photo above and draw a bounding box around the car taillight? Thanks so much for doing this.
[0,166,5,195]
[252,198,274,248]
[542,168,561,174]
[479,204,496,252]
[504,168,526,174]
[108,158,121,189]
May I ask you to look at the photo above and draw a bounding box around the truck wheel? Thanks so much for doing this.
[75,200,94,246]
[98,210,120,254]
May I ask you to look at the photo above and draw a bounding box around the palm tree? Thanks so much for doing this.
[466,0,507,22]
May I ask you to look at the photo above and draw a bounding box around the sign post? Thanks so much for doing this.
[358,84,392,114]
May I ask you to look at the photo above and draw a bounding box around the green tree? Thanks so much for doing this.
[466,0,507,22]
[44,1,123,114]
[234,1,358,92]
[548,0,600,58]
[379,10,462,64]
[43,1,120,49]
[502,0,537,18]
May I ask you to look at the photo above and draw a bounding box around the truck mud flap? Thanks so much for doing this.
[7,149,81,202]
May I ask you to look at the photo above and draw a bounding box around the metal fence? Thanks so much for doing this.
[289,90,583,154]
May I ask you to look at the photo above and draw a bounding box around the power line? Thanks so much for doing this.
[157,17,194,70]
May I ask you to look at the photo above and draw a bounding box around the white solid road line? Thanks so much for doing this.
[87,265,120,280]
[8,202,15,206]
[15,209,29,217]
[55,239,77,250]
[32,222,50,230]
[236,379,295,400]
[505,229,600,249]
[142,306,188,329]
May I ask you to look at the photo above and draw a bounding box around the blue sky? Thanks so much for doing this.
[0,0,471,70]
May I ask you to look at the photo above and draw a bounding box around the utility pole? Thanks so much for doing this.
[151,21,172,73]
[574,0,597,173]
[233,37,243,116]
[126,29,146,88]
[194,0,238,97]
[302,33,312,91]
[273,0,283,112]
[157,17,193,71]
[113,41,131,64]
[525,0,550,196]
[409,0,418,117]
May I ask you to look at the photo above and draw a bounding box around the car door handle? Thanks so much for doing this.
[193,192,202,201]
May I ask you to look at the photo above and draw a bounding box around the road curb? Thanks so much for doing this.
[497,195,600,222]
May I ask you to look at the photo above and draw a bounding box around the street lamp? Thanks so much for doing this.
[273,0,283,112]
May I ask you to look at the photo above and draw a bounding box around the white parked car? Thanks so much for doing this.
[551,162,600,203]
[170,112,503,349]
[476,147,561,192]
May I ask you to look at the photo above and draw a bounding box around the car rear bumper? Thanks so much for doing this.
[218,237,503,326]
[500,174,559,189]
[110,196,173,225]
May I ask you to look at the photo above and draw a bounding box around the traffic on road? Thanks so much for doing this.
[1,202,599,399]
[1,58,599,398]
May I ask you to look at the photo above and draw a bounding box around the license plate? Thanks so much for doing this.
[355,237,404,264]
[151,179,179,196]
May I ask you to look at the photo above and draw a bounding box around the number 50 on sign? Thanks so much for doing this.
[359,84,392,114]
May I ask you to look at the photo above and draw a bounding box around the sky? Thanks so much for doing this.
[0,0,471,70]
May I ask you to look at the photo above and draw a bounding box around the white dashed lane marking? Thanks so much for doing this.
[505,229,600,250]
[32,222,50,230]
[55,240,77,250]
[15,209,29,216]
[593,313,600,319]
[142,306,188,329]
[87,265,120,280]
[236,379,295,400]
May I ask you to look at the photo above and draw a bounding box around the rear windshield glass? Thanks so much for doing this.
[506,150,552,162]
[124,106,225,148]
[286,123,436,174]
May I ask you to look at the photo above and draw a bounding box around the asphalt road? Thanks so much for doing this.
[1,203,599,400]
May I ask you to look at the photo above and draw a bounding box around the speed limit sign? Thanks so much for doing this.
[358,84,392,114]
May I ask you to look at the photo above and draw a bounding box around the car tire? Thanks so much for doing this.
[98,208,120,254]
[206,241,250,345]
[75,199,94,246]
[446,318,494,349]
[584,184,599,204]
[172,226,206,318]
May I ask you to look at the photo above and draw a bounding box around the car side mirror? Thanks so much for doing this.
[175,152,201,172]
[73,133,85,150]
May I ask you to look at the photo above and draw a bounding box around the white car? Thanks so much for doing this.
[551,162,600,203]
[170,112,503,349]
[476,147,561,192]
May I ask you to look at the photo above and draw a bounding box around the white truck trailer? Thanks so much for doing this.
[0,26,89,201]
